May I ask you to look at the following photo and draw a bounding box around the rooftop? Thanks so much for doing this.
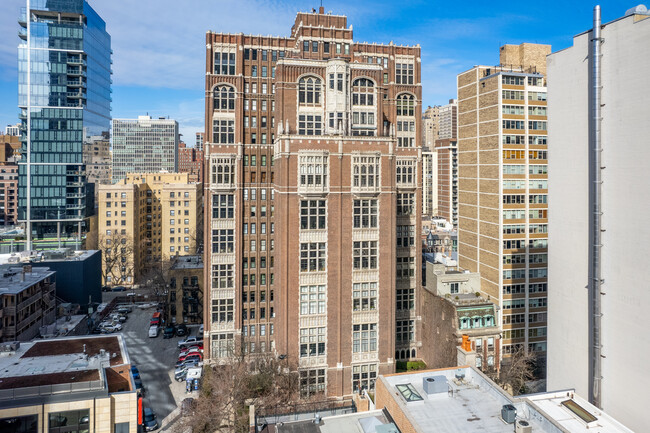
[0,266,55,295]
[170,255,203,270]
[0,335,131,404]
[0,249,98,266]
[276,410,395,433]
[378,367,633,433]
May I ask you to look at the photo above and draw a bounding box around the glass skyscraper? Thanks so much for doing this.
[18,0,111,248]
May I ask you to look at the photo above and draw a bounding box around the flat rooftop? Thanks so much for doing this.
[379,367,633,433]
[0,266,54,295]
[0,335,129,391]
[0,249,98,265]
[277,410,394,433]
[170,255,203,270]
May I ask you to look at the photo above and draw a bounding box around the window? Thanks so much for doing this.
[503,120,525,130]
[529,121,548,131]
[450,282,459,294]
[298,115,322,135]
[352,155,380,191]
[211,333,234,358]
[397,193,415,215]
[528,91,547,101]
[48,410,89,433]
[353,282,377,311]
[502,104,525,115]
[396,320,414,342]
[298,76,322,105]
[396,256,415,279]
[211,229,234,253]
[212,298,234,322]
[352,78,374,106]
[212,194,234,219]
[502,76,524,85]
[397,225,415,247]
[300,199,326,230]
[212,119,234,144]
[396,62,414,84]
[252,66,257,77]
[300,368,326,397]
[396,93,415,116]
[502,90,524,100]
[300,285,326,315]
[353,323,378,352]
[303,41,309,51]
[396,287,414,310]
[212,264,233,288]
[300,242,326,272]
[299,154,328,189]
[213,85,235,111]
[300,327,326,357]
[353,199,378,228]
[214,51,235,75]
[312,41,318,52]
[353,241,378,269]
[396,159,415,185]
[115,422,130,433]
[528,106,547,116]
[211,156,235,185]
[352,364,377,393]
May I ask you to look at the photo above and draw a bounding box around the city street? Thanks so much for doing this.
[116,302,195,423]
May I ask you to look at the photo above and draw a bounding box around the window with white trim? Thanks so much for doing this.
[397,193,415,215]
[298,115,322,136]
[211,264,234,288]
[300,326,326,357]
[300,199,326,230]
[212,119,234,144]
[211,229,234,253]
[211,156,235,186]
[300,242,326,272]
[214,51,235,75]
[352,155,380,192]
[300,368,326,397]
[352,363,377,393]
[299,154,328,189]
[395,62,414,85]
[298,76,322,105]
[353,282,377,311]
[353,241,378,269]
[211,298,234,322]
[300,285,326,315]
[213,85,235,111]
[353,323,377,353]
[212,194,234,219]
[396,159,415,186]
[396,320,414,343]
[353,199,378,229]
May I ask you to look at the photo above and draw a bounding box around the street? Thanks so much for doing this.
[116,302,197,423]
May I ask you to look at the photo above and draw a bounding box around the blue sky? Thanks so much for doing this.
[0,0,629,143]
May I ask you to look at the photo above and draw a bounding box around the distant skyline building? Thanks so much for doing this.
[111,115,179,182]
[83,133,111,199]
[546,7,650,432]
[178,141,204,183]
[435,137,458,226]
[195,131,204,151]
[457,43,550,376]
[438,98,457,140]
[4,124,20,136]
[422,105,440,148]
[17,0,112,248]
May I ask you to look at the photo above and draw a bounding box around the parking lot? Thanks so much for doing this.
[115,301,200,424]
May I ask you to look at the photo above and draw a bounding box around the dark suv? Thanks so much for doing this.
[163,326,175,339]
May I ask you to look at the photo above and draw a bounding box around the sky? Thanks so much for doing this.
[0,0,630,144]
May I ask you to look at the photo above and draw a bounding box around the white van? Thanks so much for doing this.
[148,326,159,338]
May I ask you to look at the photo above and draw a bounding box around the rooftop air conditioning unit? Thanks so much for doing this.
[501,404,517,424]
[516,419,532,433]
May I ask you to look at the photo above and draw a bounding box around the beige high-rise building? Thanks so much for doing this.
[83,134,112,197]
[422,105,440,148]
[97,172,202,286]
[438,99,457,140]
[457,43,550,374]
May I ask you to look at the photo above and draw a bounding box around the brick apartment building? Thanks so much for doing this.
[178,141,204,183]
[204,7,422,398]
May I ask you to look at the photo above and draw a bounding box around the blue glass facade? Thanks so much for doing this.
[18,0,111,242]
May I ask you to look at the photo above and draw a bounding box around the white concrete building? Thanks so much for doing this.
[547,6,650,433]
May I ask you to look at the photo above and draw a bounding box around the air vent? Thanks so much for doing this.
[422,375,448,394]
[501,404,517,424]
[516,419,532,433]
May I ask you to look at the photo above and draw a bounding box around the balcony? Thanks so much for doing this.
[18,28,27,40]
[66,79,86,88]
[66,68,86,77]
[66,91,86,99]
[66,192,84,198]
[66,203,84,209]
[66,57,86,66]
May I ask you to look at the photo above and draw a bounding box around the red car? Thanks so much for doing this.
[178,351,203,362]
[179,344,203,355]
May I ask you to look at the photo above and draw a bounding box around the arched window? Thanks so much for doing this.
[298,76,322,105]
[460,317,470,329]
[352,78,374,106]
[396,93,415,116]
[484,315,494,327]
[213,85,235,111]
[411,348,416,359]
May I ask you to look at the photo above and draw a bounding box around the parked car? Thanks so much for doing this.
[101,285,111,292]
[117,307,131,315]
[175,324,188,337]
[134,377,145,396]
[163,325,175,339]
[111,286,126,292]
[131,365,140,380]
[100,322,122,333]
[109,313,127,323]
[198,324,204,335]
[148,326,159,338]
[179,345,203,357]
[175,354,202,368]
[143,408,158,431]
[178,335,202,348]
[178,351,202,363]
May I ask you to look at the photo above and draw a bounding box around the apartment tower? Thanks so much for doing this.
[204,7,422,398]
[457,43,550,374]
[18,0,112,247]
[435,99,458,226]
[112,116,179,182]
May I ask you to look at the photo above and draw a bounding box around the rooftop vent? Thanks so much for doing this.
[626,4,649,16]
[502,405,517,424]
[516,419,532,433]
[455,368,465,380]
[422,376,448,394]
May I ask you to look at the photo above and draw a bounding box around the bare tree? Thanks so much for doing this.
[494,346,536,396]
[98,232,135,286]
[184,353,299,433]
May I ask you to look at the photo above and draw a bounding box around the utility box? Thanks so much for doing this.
[422,376,448,394]
[502,404,517,423]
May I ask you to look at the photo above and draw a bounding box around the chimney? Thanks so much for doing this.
[319,6,325,14]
